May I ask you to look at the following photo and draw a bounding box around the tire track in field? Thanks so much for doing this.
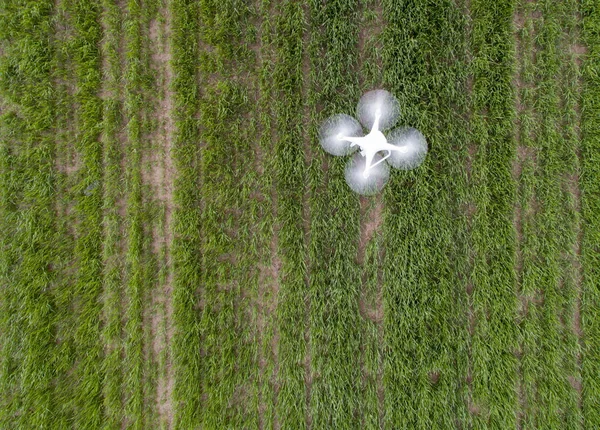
[147,1,176,426]
[356,0,385,425]
[122,1,156,425]
[557,1,585,424]
[50,1,80,425]
[137,4,162,424]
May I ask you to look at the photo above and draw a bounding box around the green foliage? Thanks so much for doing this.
[270,1,308,428]
[0,1,58,428]
[196,1,258,427]
[306,0,363,428]
[0,0,597,428]
[381,0,470,427]
[468,0,519,427]
[68,0,105,427]
[100,1,124,428]
[171,0,203,427]
[122,0,149,427]
[529,0,582,426]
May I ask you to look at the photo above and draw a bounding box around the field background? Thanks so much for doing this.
[0,0,599,428]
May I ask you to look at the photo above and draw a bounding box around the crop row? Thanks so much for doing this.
[532,0,581,426]
[305,0,365,428]
[123,0,153,426]
[468,0,519,427]
[100,0,125,427]
[0,1,58,427]
[380,0,471,426]
[514,0,543,425]
[270,0,309,427]
[68,1,106,427]
[170,0,203,427]
[196,0,258,427]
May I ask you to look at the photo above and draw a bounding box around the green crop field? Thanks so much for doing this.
[0,0,598,428]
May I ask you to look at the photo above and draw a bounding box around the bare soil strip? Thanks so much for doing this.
[146,3,176,427]
[357,195,384,428]
[99,0,127,427]
[357,198,383,271]
[251,3,270,427]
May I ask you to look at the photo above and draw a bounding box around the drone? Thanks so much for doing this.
[318,89,428,195]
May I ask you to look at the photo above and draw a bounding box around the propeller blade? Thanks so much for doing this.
[356,89,400,131]
[386,127,428,170]
[344,152,390,195]
[318,114,363,156]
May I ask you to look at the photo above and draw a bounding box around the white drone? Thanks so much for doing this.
[318,89,428,195]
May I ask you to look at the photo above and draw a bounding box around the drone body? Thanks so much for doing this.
[319,89,428,195]
[340,109,410,179]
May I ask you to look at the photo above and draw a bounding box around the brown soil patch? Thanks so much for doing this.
[357,197,383,267]
[428,371,440,385]
[513,146,535,180]
[358,197,384,328]
[465,140,476,180]
[56,147,82,176]
[568,375,582,394]
[571,43,588,66]
[466,281,473,296]
[468,307,477,336]
[468,402,481,416]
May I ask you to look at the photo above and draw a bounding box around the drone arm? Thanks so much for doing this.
[371,110,381,133]
[340,135,365,149]
[385,142,411,154]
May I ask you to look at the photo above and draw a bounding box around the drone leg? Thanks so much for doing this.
[363,152,376,178]
[369,150,391,169]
